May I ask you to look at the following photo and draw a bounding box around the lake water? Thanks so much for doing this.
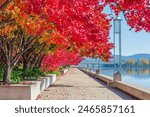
[78,64,150,89]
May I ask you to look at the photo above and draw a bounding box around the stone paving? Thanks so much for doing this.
[38,68,135,100]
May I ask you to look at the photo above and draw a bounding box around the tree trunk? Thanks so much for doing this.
[23,56,27,71]
[22,55,30,79]
[30,54,41,69]
[37,54,45,68]
[3,64,12,83]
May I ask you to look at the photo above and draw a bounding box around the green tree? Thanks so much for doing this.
[140,59,149,65]
[126,59,136,65]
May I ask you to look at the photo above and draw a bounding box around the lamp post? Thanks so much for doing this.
[113,16,122,82]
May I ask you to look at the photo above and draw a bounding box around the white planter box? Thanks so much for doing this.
[62,69,69,74]
[0,74,56,100]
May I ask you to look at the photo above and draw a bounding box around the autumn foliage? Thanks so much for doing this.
[105,0,150,32]
[0,0,149,83]
[41,48,84,72]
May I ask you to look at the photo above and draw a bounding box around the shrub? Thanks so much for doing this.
[0,64,47,82]
[60,66,70,70]
[0,65,22,83]
[11,70,23,83]
[23,68,46,80]
[0,65,4,81]
[49,71,61,76]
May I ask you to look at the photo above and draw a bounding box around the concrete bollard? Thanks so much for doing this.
[96,69,101,74]
[113,71,122,81]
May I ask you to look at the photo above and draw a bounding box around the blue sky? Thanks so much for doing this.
[105,6,150,56]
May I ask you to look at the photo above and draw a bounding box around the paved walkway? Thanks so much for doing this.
[38,68,135,100]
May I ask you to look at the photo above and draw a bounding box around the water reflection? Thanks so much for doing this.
[100,67,150,88]
[78,64,150,88]
[100,67,150,78]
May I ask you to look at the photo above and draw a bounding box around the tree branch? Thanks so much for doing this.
[0,0,13,10]
[114,2,128,21]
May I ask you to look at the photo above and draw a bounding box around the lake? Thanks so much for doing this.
[78,64,150,89]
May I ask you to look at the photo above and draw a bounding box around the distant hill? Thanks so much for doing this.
[124,54,150,60]
[109,54,150,62]
[80,53,150,64]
